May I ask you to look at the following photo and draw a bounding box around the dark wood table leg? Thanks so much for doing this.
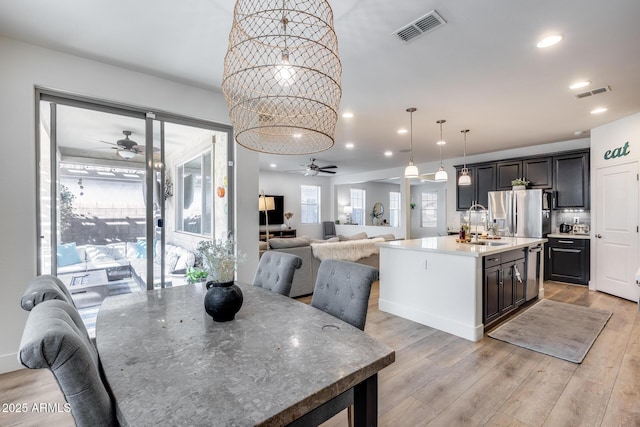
[353,373,377,427]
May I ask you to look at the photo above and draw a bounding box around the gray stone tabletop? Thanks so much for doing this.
[96,282,395,426]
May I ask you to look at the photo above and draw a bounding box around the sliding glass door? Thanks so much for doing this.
[37,90,233,303]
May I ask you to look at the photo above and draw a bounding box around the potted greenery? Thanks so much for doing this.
[511,178,529,190]
[185,266,208,284]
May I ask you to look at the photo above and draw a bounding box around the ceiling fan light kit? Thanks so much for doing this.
[117,150,137,160]
[222,0,342,155]
[404,107,419,178]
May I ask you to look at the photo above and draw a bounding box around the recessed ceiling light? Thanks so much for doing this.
[536,34,563,48]
[342,112,354,118]
[270,163,277,168]
[397,129,408,134]
[574,130,585,136]
[591,107,608,114]
[345,142,354,149]
[293,133,302,138]
[384,151,393,157]
[436,140,446,146]
[569,80,591,90]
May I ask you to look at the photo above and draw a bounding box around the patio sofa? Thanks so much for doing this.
[55,240,196,289]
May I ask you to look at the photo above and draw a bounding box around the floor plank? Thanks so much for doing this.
[2,280,638,427]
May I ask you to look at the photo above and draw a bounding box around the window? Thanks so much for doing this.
[389,191,400,227]
[350,188,365,225]
[301,185,321,224]
[177,149,213,235]
[421,191,438,227]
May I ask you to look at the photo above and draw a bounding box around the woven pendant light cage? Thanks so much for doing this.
[222,0,342,154]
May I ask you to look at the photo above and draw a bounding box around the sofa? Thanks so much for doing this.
[260,232,396,297]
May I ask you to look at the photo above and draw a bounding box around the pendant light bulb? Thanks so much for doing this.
[404,107,419,178]
[435,120,448,181]
[458,129,472,186]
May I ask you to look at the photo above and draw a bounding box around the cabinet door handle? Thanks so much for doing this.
[558,240,574,244]
[548,247,551,259]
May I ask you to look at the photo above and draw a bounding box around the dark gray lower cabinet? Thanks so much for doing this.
[545,237,590,285]
[483,249,527,325]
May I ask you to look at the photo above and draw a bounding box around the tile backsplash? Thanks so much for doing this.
[552,210,590,233]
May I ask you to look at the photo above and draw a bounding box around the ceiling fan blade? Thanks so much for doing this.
[319,165,337,169]
[319,170,336,174]
[100,140,118,147]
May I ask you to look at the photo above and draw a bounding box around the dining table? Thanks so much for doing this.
[96,281,395,426]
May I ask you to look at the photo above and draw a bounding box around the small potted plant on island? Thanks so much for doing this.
[511,178,529,190]
[197,239,245,322]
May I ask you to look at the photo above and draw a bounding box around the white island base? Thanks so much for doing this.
[377,236,546,342]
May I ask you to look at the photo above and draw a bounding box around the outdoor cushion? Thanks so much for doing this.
[57,242,82,267]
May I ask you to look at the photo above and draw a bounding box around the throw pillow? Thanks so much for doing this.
[57,242,82,267]
[135,240,157,259]
[84,245,117,263]
[338,232,368,241]
[269,236,311,249]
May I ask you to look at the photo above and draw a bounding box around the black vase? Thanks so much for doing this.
[204,281,243,322]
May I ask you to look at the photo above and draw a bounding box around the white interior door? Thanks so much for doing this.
[594,161,639,301]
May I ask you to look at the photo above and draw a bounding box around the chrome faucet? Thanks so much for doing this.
[467,203,488,242]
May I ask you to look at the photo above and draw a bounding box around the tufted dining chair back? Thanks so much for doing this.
[253,251,303,296]
[20,274,75,311]
[311,259,378,330]
[18,299,118,427]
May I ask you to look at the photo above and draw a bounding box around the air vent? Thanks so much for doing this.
[394,10,447,43]
[574,86,611,99]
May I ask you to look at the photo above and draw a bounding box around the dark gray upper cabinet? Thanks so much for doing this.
[523,157,552,189]
[475,164,497,208]
[553,151,590,209]
[496,160,522,190]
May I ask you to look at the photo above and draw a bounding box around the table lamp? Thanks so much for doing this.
[343,206,353,224]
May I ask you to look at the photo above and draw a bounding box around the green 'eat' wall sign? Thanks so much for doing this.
[604,141,630,160]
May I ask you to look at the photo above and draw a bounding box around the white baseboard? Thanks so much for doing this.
[379,298,483,342]
[0,352,23,374]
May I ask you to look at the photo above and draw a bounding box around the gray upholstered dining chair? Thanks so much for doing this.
[253,251,303,296]
[20,274,75,311]
[308,259,378,426]
[322,221,337,240]
[18,299,118,427]
[311,259,379,331]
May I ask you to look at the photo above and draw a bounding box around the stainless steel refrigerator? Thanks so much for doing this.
[488,189,551,238]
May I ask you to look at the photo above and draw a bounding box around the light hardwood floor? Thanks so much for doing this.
[2,281,640,427]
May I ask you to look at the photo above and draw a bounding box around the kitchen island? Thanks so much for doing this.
[376,235,547,342]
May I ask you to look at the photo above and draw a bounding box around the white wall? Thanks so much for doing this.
[0,36,260,373]
[259,170,332,240]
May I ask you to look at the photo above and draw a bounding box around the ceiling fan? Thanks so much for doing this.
[296,158,338,176]
[100,130,148,159]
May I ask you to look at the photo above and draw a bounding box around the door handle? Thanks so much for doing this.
[596,234,602,238]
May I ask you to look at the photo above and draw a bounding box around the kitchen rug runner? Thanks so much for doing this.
[488,299,612,363]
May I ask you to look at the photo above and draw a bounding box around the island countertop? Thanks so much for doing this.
[376,235,547,257]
